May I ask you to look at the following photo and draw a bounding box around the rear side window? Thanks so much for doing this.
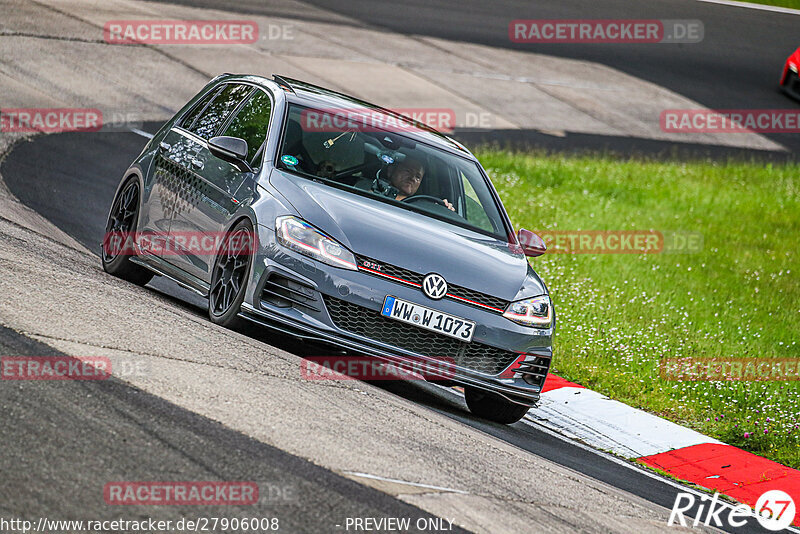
[180,86,220,131]
[222,89,272,164]
[189,84,253,139]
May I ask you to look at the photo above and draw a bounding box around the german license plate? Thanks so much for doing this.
[381,296,475,342]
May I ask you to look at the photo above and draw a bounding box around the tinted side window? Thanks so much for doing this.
[189,84,252,139]
[180,86,221,130]
[222,90,272,164]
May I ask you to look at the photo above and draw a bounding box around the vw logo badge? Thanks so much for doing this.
[422,273,448,300]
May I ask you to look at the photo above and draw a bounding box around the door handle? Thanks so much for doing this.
[190,158,204,170]
[159,141,170,151]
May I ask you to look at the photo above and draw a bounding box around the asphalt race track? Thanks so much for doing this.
[2,125,776,533]
[0,324,460,533]
[3,0,799,531]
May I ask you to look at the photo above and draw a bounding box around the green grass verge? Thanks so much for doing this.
[475,149,800,468]
[738,0,800,9]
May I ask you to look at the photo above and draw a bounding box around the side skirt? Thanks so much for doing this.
[130,254,210,297]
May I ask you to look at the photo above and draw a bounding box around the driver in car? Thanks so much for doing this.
[365,157,455,211]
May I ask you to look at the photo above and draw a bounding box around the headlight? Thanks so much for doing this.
[791,63,798,73]
[503,295,552,328]
[275,216,357,270]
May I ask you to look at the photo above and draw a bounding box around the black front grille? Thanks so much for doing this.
[360,257,423,285]
[260,273,320,312]
[355,255,509,312]
[447,283,508,311]
[324,296,518,376]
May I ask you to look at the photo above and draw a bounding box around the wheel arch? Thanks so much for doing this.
[223,214,256,234]
[105,168,145,228]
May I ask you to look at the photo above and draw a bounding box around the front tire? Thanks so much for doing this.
[464,387,531,424]
[208,220,254,329]
[101,178,154,286]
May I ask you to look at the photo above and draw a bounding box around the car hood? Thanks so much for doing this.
[270,169,545,301]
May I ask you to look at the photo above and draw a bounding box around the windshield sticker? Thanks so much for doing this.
[281,154,299,166]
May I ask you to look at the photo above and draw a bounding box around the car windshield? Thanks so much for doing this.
[276,104,508,240]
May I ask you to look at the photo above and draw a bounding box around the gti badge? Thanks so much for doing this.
[422,273,448,300]
[361,260,382,271]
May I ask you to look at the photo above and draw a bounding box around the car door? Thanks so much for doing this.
[164,83,267,282]
[138,84,223,258]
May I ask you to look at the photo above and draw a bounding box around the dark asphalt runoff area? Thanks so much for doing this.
[2,125,777,533]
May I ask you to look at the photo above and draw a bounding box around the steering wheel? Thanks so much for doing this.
[402,195,447,207]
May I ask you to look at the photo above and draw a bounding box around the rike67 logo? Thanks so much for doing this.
[755,491,797,531]
[669,489,795,531]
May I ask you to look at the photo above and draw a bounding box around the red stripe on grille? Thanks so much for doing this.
[445,293,504,313]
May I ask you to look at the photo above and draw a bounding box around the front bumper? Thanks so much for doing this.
[239,224,554,406]
[781,68,800,100]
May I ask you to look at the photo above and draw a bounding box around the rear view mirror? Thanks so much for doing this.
[517,229,547,257]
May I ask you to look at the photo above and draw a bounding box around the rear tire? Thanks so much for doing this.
[208,220,254,330]
[464,387,531,424]
[101,178,154,286]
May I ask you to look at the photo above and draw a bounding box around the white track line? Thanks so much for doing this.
[697,0,800,15]
[342,471,468,494]
[128,127,154,139]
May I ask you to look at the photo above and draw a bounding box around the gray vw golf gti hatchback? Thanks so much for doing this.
[102,74,554,424]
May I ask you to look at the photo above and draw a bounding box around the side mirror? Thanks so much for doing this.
[208,136,251,170]
[517,229,546,257]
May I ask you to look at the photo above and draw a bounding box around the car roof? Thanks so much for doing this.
[219,73,473,158]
